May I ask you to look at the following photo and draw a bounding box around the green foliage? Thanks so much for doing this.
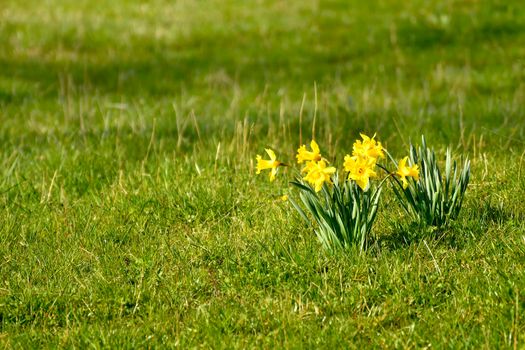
[290,173,381,252]
[393,136,471,227]
[0,0,525,348]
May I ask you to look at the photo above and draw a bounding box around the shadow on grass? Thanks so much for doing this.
[375,218,473,253]
[376,199,525,253]
[476,200,524,225]
[375,223,455,252]
[0,42,369,101]
[2,2,524,101]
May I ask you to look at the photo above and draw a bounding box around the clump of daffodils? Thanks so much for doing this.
[255,133,470,252]
[344,133,384,190]
[391,136,470,227]
[294,134,388,193]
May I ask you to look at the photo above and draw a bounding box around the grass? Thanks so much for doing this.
[1,0,525,347]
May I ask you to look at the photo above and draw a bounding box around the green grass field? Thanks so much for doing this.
[1,0,525,347]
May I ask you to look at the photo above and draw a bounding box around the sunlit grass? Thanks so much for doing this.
[1,0,525,348]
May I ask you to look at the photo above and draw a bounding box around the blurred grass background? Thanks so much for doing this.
[1,0,524,348]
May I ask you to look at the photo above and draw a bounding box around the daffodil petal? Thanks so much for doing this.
[265,148,276,161]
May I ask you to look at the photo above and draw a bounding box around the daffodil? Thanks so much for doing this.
[344,155,377,191]
[296,140,322,164]
[256,148,282,182]
[352,133,385,160]
[300,159,318,174]
[396,156,419,189]
[303,160,336,192]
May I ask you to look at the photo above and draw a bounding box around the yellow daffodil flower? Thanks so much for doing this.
[256,148,282,182]
[352,133,385,160]
[303,159,336,192]
[296,140,322,164]
[396,156,419,189]
[301,159,318,174]
[344,154,377,191]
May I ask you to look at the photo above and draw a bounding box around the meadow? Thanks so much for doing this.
[1,0,524,347]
